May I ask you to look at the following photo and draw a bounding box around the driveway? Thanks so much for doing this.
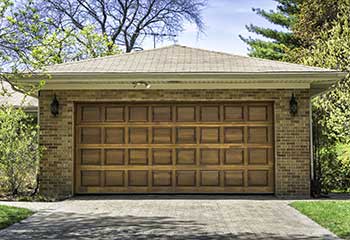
[0,196,338,239]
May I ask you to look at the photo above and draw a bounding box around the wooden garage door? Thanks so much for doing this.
[75,102,274,194]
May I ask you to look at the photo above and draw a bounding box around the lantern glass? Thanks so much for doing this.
[50,94,59,116]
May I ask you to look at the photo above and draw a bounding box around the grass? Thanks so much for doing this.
[0,205,33,229]
[291,201,350,239]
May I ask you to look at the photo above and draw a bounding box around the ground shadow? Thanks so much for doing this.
[0,211,337,240]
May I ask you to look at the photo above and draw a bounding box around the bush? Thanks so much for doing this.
[0,107,42,195]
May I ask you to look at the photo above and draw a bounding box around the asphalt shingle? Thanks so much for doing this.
[46,45,334,73]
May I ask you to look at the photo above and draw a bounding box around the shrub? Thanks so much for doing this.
[0,107,42,195]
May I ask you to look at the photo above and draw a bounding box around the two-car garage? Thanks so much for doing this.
[75,102,274,194]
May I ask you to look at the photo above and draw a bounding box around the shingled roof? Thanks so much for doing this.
[46,45,336,74]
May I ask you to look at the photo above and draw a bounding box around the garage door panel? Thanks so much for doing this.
[105,106,124,122]
[105,149,125,165]
[80,128,101,144]
[129,106,148,122]
[152,106,172,122]
[152,149,173,165]
[176,127,196,143]
[176,171,196,186]
[248,170,269,186]
[176,149,196,165]
[200,171,220,186]
[128,149,149,165]
[81,171,101,187]
[81,106,101,122]
[129,128,148,144]
[152,171,172,186]
[152,128,172,143]
[176,106,196,122]
[105,128,124,144]
[128,170,148,186]
[200,106,220,122]
[200,127,220,143]
[224,127,244,143]
[248,148,270,165]
[81,149,101,165]
[223,105,244,121]
[200,149,220,165]
[75,102,274,194]
[105,171,124,186]
[224,171,244,186]
[224,149,244,165]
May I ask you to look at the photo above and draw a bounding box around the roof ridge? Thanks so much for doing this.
[172,45,332,71]
[46,44,177,68]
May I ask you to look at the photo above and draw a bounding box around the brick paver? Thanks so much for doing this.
[0,196,338,239]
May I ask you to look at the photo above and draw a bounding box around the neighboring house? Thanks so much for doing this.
[0,81,38,113]
[22,45,345,199]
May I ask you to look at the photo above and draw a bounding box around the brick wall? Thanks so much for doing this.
[39,89,311,199]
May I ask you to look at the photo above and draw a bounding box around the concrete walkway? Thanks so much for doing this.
[0,196,338,239]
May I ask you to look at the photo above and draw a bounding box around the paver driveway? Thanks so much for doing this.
[0,196,338,239]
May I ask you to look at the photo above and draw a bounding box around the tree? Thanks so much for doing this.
[0,107,42,195]
[240,0,303,60]
[286,0,350,193]
[36,0,207,53]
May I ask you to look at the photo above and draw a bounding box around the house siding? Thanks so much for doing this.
[39,89,311,199]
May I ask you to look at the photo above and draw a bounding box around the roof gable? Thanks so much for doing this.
[46,45,335,74]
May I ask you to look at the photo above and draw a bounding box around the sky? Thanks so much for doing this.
[141,0,282,56]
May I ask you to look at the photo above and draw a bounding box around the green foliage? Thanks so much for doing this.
[291,201,350,238]
[0,205,33,229]
[0,107,43,195]
[240,0,303,60]
[286,0,350,193]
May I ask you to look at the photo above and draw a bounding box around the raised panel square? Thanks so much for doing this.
[200,106,219,121]
[152,171,172,186]
[200,149,220,165]
[176,127,196,143]
[200,127,220,143]
[105,149,124,165]
[153,128,172,143]
[248,106,268,121]
[105,107,124,121]
[224,106,244,121]
[81,128,101,144]
[152,106,172,121]
[224,127,243,143]
[81,149,101,165]
[129,149,148,165]
[200,171,220,186]
[128,170,148,186]
[224,171,244,186]
[224,149,244,165]
[105,171,124,186]
[152,149,172,165]
[176,171,196,186]
[248,170,268,186]
[248,127,268,143]
[81,106,100,122]
[176,106,196,122]
[105,128,124,144]
[129,106,148,121]
[81,171,100,186]
[129,128,148,144]
[248,149,268,165]
[176,149,196,165]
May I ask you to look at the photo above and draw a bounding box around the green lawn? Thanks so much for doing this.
[0,205,33,229]
[291,201,350,239]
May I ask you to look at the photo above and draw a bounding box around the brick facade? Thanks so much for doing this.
[39,89,311,199]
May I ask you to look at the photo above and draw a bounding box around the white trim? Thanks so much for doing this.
[39,82,311,90]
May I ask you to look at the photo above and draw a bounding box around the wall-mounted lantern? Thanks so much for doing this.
[289,93,298,116]
[50,94,59,117]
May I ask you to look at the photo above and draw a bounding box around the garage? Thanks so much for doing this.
[75,102,274,194]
